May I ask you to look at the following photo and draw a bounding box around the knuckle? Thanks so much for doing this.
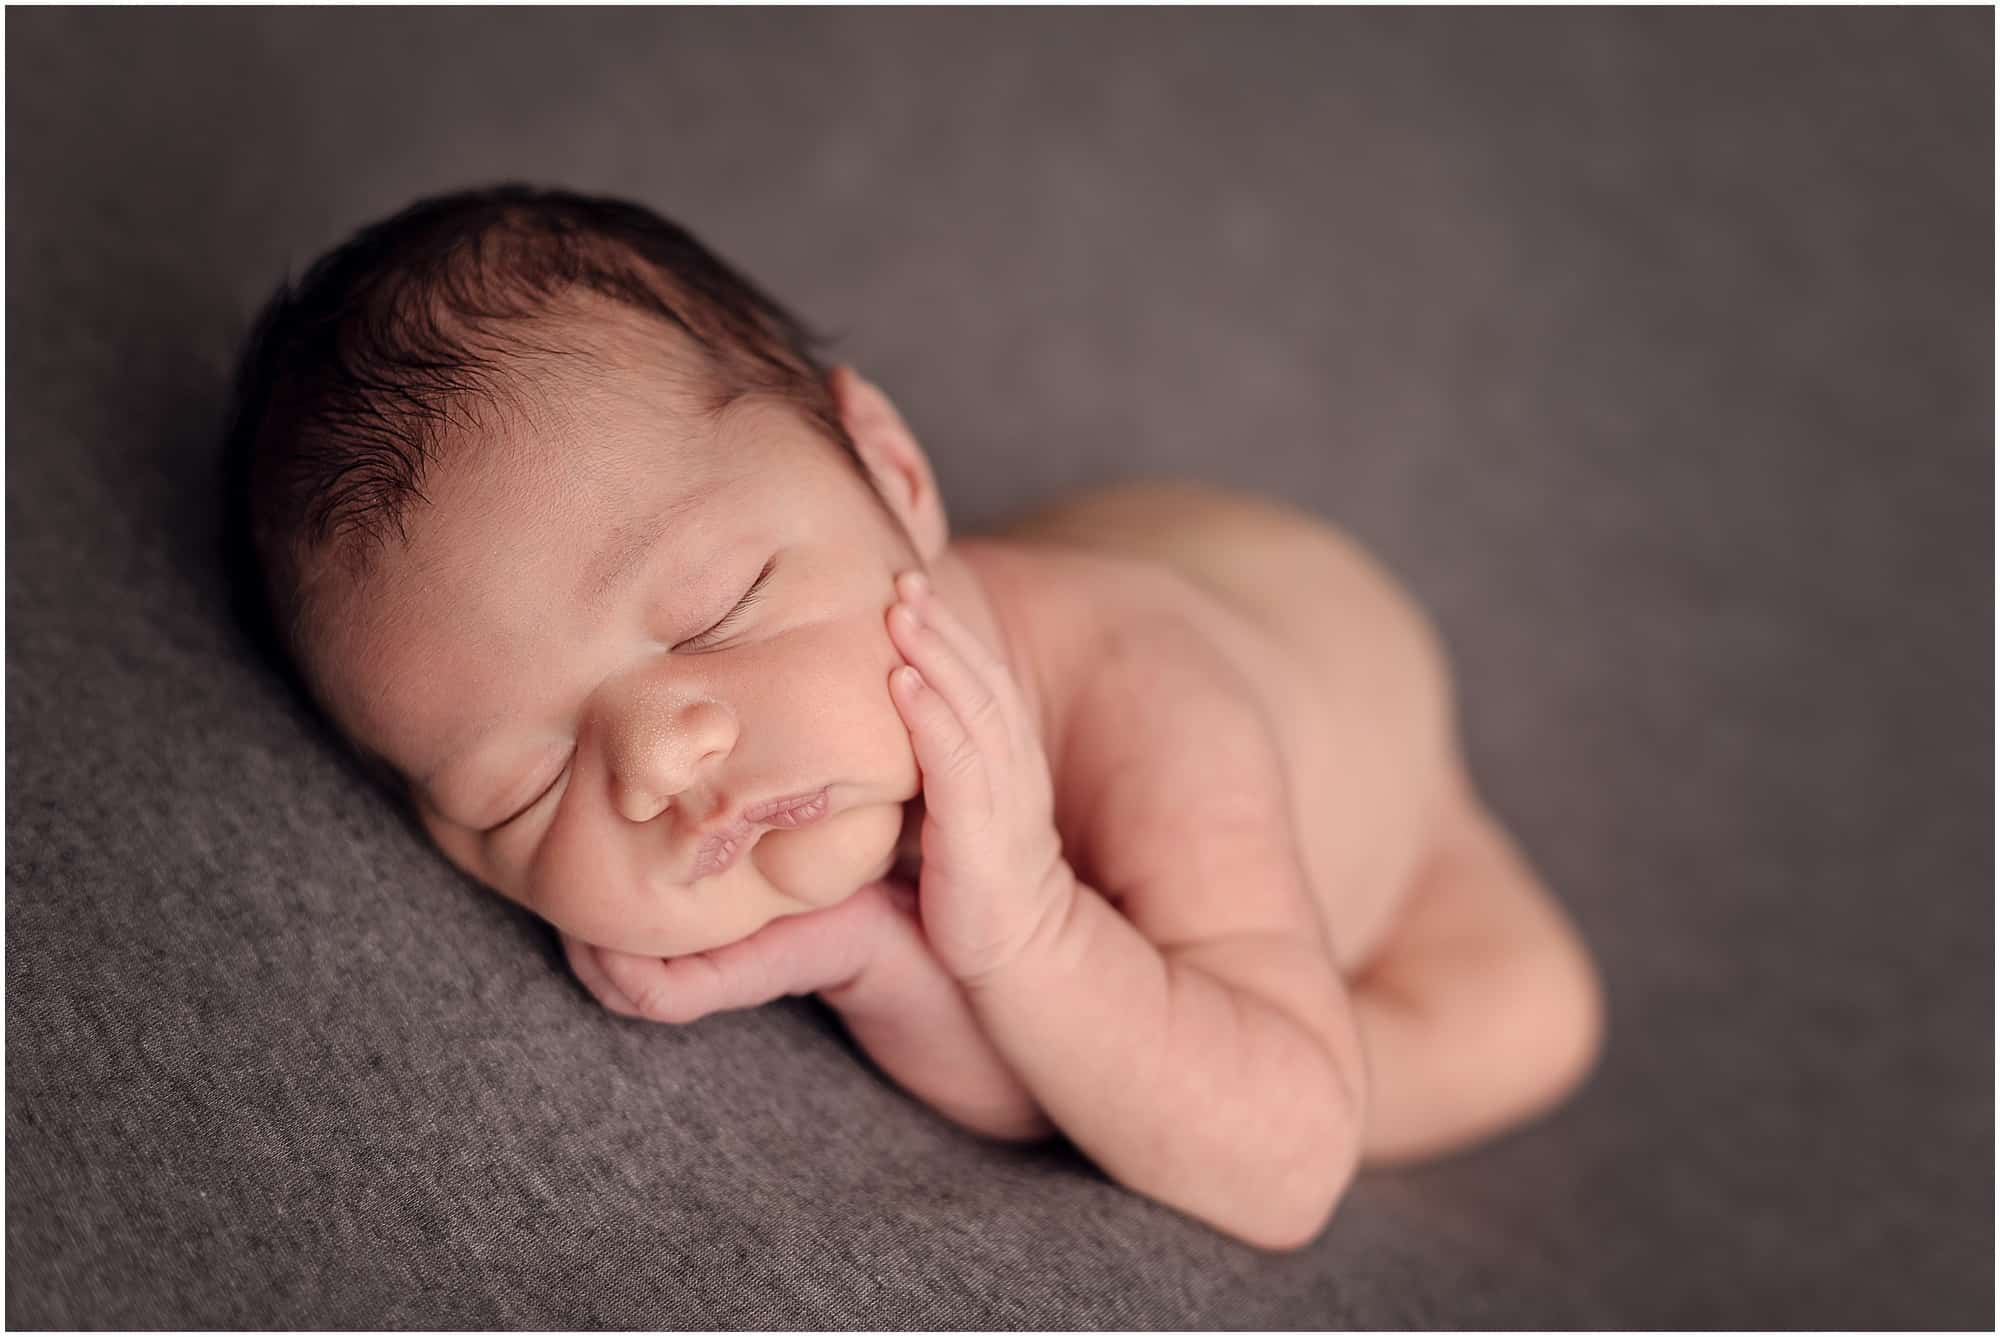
[590,982,636,1015]
[942,739,982,778]
[962,689,1003,730]
[631,984,690,1024]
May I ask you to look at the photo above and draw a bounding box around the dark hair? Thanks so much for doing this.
[219,185,879,788]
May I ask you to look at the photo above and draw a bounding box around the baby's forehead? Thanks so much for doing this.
[300,442,743,783]
[305,386,813,677]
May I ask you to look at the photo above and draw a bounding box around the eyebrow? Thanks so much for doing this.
[578,485,713,614]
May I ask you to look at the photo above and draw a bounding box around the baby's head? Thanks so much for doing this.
[223,185,948,957]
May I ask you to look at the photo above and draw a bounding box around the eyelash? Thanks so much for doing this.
[485,560,775,833]
[677,577,766,650]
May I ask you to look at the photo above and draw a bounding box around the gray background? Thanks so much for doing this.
[8,8,1991,1328]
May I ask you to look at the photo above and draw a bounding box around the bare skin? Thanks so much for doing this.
[304,313,1606,1250]
[969,488,1608,1170]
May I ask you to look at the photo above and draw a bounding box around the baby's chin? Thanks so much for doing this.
[746,798,906,908]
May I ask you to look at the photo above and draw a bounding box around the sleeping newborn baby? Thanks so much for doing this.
[223,185,1605,1251]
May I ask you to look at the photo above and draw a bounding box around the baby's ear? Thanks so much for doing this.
[829,365,948,560]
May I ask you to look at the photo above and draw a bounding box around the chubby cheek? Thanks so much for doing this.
[751,802,907,904]
[746,607,923,793]
[714,622,923,905]
[489,621,919,955]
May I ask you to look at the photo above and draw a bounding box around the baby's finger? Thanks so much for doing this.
[697,896,884,998]
[889,594,1004,738]
[594,896,890,1024]
[897,572,1010,691]
[595,946,703,1022]
[606,947,763,1025]
[562,933,643,1017]
[891,660,993,818]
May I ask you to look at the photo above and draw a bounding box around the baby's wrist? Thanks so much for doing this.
[814,878,934,1015]
[953,860,1084,994]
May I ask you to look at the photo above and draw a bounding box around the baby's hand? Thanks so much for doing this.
[561,878,917,1024]
[886,570,1075,986]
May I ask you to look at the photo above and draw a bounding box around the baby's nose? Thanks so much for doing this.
[605,689,738,824]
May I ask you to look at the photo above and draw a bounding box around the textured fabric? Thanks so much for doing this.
[6,8,1991,1328]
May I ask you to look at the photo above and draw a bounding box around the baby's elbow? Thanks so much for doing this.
[1232,1198,1334,1254]
[1229,1155,1354,1253]
[1226,1082,1365,1253]
[1524,927,1610,1116]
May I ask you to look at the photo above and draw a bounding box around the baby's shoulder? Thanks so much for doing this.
[962,537,1300,911]
[957,532,1285,758]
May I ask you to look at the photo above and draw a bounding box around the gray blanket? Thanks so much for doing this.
[7,9,1990,1327]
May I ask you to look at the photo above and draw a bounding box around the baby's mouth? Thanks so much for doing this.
[686,786,835,881]
[688,824,756,881]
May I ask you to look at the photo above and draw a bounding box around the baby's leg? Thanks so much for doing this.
[1347,765,1607,1168]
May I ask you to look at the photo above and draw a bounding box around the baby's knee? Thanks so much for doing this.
[1511,925,1609,1112]
[1461,812,1608,1105]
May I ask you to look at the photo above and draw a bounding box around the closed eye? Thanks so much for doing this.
[676,556,774,651]
[483,556,776,833]
[487,761,568,834]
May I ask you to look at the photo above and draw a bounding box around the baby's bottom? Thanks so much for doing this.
[1345,761,1607,1167]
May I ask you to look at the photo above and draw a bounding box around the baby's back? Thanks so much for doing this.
[969,481,1460,974]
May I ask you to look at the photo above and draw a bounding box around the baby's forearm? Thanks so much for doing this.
[965,873,1362,1251]
[818,894,1054,1143]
